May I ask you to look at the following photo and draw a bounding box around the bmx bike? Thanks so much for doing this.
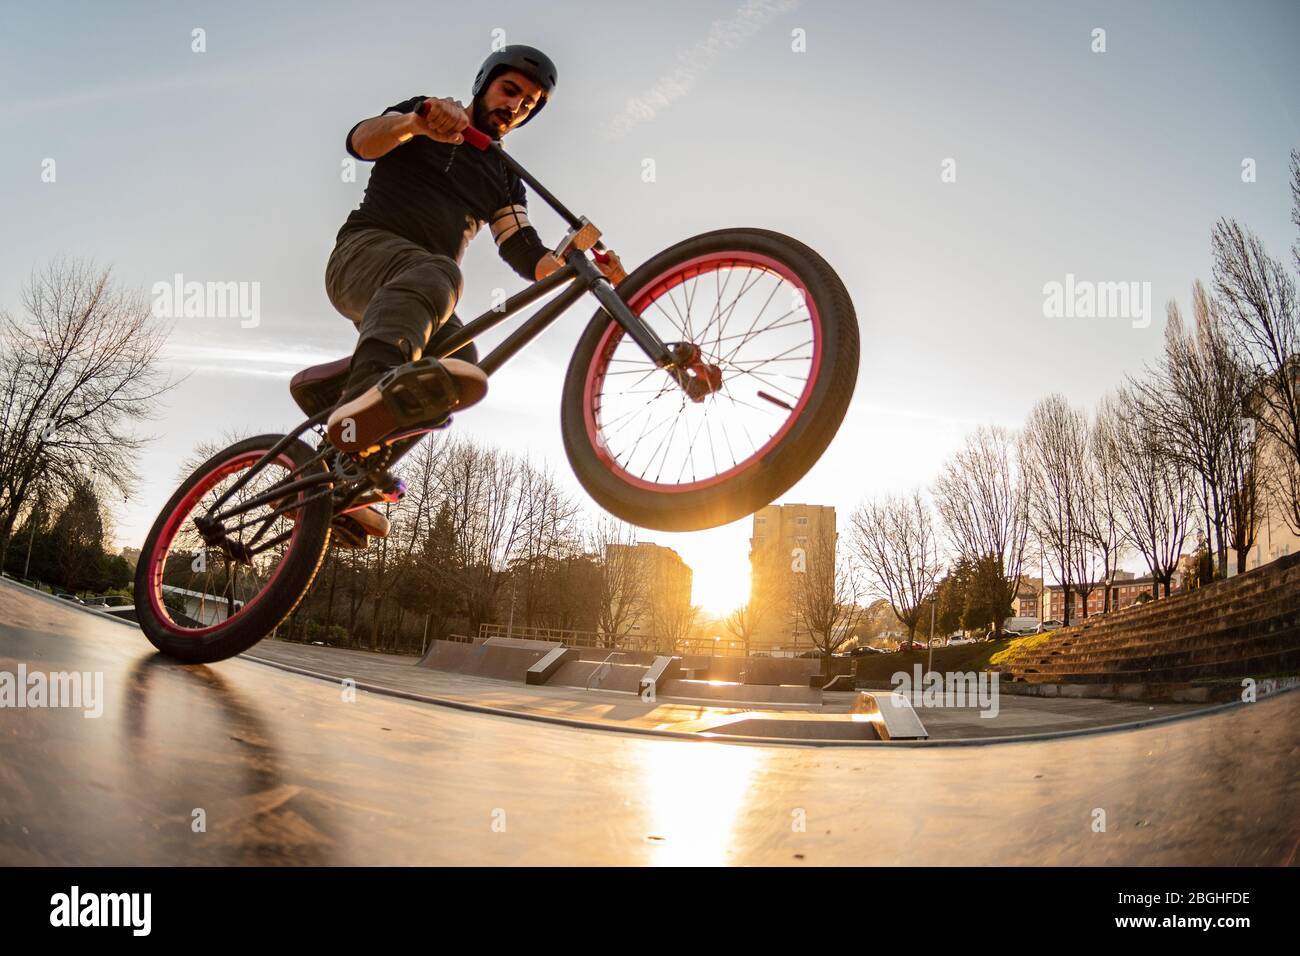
[135,123,859,663]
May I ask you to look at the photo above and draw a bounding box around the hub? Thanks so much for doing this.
[667,342,723,402]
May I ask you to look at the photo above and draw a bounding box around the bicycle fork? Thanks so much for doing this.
[569,253,723,402]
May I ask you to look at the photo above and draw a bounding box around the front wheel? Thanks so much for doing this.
[134,434,333,663]
[562,228,859,531]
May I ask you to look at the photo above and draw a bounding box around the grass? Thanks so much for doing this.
[988,632,1054,667]
[851,631,1060,681]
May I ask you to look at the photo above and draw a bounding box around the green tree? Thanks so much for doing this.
[50,480,104,594]
[962,554,1015,634]
[395,501,463,642]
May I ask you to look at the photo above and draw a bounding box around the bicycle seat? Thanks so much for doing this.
[290,356,351,416]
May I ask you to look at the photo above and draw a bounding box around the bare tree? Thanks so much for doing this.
[508,460,582,628]
[1107,387,1194,597]
[431,438,528,637]
[1130,284,1258,577]
[1212,174,1300,534]
[645,557,696,655]
[849,491,941,644]
[0,258,170,565]
[933,425,1030,635]
[358,435,457,649]
[1225,415,1263,574]
[589,517,644,647]
[1088,396,1129,611]
[1021,396,1092,623]
[724,602,761,657]
[790,523,863,669]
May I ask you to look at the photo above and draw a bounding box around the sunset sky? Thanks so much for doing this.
[2,0,1298,615]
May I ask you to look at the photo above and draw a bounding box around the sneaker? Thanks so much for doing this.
[326,357,487,453]
[330,505,390,548]
[273,494,390,547]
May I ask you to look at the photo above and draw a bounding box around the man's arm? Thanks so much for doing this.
[493,182,623,284]
[346,96,470,161]
[348,112,422,161]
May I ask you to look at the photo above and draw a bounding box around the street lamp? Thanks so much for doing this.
[916,565,937,675]
[928,584,936,675]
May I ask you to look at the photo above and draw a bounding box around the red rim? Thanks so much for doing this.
[146,450,302,638]
[583,250,822,493]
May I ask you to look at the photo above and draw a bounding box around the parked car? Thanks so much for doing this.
[947,636,977,646]
[1035,620,1063,633]
[54,592,85,605]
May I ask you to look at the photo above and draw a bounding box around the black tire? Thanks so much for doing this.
[561,228,859,531]
[134,434,332,663]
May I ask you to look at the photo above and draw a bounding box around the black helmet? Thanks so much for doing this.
[472,44,557,127]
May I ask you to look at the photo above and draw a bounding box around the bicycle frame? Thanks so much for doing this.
[201,126,688,546]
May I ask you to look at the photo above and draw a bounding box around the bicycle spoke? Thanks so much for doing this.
[647,399,687,483]
[695,267,765,353]
[152,451,308,632]
[590,255,818,489]
[725,366,803,404]
[709,314,808,346]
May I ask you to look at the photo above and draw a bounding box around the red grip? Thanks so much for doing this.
[460,126,490,150]
[415,100,490,150]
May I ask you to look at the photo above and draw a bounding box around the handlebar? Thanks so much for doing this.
[460,125,491,150]
[416,100,491,150]
[413,99,608,257]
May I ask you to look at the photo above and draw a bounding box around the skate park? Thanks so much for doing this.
[2,562,1297,866]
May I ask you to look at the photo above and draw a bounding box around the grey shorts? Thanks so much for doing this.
[325,226,476,363]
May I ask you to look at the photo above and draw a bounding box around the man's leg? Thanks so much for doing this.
[427,311,480,366]
[325,227,465,399]
[324,228,486,451]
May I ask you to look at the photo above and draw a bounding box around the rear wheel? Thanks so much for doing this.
[561,228,858,531]
[134,434,333,663]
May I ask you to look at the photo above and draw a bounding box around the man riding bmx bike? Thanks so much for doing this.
[308,44,623,543]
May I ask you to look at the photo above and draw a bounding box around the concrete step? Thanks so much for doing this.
[1013,647,1300,684]
[1025,624,1300,671]
[1002,593,1300,666]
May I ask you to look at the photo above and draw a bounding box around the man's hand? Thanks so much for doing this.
[594,249,626,286]
[535,249,625,285]
[412,97,470,144]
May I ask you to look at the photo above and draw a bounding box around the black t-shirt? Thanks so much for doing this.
[339,95,548,281]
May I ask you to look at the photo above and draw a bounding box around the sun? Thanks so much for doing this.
[654,525,753,619]
[693,562,752,618]
[639,523,756,621]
